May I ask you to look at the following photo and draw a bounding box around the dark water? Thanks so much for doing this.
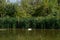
[0,29,60,40]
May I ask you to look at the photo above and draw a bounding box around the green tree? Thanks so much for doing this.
[32,0,58,17]
[0,0,6,17]
[14,6,28,18]
[4,4,16,17]
[20,0,42,16]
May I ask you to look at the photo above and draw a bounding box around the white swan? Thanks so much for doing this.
[28,28,32,31]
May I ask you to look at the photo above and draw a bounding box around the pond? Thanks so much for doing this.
[0,29,60,40]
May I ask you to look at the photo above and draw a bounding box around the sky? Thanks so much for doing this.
[9,0,21,3]
[10,0,16,2]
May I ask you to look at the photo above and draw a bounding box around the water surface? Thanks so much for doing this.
[0,29,60,40]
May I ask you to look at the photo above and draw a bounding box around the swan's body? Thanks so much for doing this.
[28,28,32,31]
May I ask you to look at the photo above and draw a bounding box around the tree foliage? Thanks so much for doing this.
[0,0,6,17]
[0,0,60,29]
[0,0,59,17]
[4,4,16,17]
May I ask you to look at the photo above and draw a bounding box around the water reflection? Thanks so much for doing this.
[0,29,60,40]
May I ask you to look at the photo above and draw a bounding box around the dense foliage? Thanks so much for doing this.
[0,16,60,29]
[0,0,60,29]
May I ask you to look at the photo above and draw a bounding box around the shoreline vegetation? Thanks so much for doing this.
[0,17,60,29]
[0,0,60,29]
